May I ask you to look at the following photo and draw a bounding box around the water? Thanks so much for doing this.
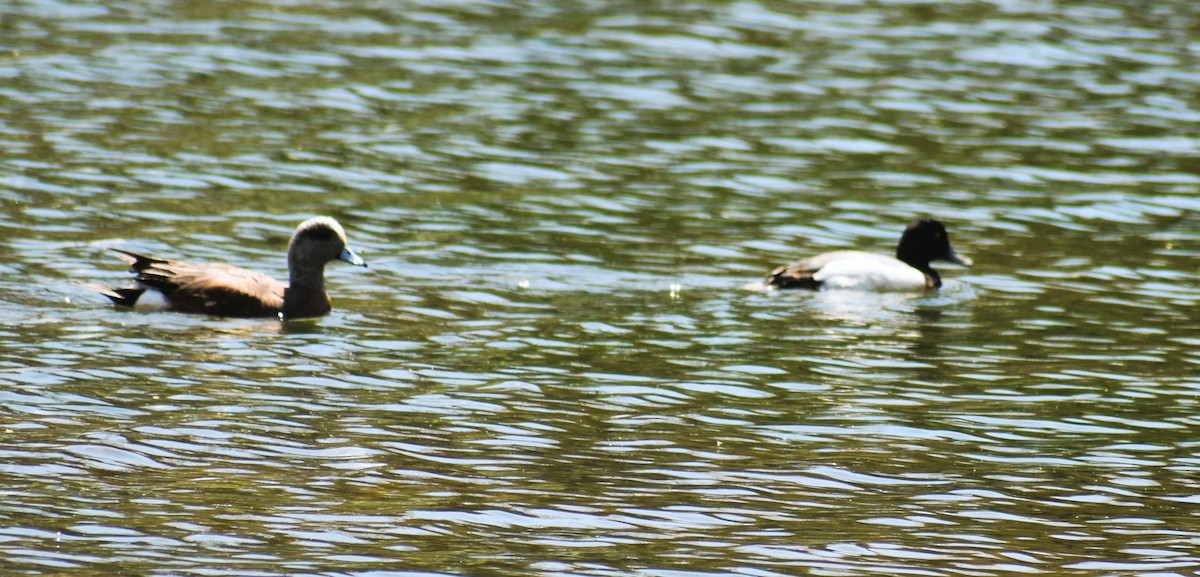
[3,0,1200,575]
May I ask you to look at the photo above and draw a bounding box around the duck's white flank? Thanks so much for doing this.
[132,288,170,309]
[811,252,928,291]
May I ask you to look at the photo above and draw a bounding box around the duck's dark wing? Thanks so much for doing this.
[100,249,286,317]
[761,251,850,290]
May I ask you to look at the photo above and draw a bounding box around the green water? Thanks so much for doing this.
[2,1,1200,575]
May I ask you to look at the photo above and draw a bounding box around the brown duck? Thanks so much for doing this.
[91,216,367,318]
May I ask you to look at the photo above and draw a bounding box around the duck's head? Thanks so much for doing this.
[896,217,972,268]
[288,216,367,272]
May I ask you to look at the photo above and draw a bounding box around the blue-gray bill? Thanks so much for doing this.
[340,247,367,268]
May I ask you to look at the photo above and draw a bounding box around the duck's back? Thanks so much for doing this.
[160,262,286,316]
[119,251,286,316]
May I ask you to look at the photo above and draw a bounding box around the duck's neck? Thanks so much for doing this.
[921,267,942,289]
[283,262,331,318]
[896,249,941,289]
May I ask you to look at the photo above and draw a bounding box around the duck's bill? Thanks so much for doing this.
[340,247,368,268]
[946,248,972,267]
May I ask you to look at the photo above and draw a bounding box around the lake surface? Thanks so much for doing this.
[3,0,1200,575]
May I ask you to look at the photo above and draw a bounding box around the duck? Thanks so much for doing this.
[753,217,971,291]
[90,216,367,319]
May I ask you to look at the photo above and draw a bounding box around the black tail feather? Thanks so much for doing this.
[86,283,146,307]
[109,249,168,272]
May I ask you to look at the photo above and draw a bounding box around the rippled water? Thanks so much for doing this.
[3,0,1200,575]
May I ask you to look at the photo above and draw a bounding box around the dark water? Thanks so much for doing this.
[3,1,1200,575]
